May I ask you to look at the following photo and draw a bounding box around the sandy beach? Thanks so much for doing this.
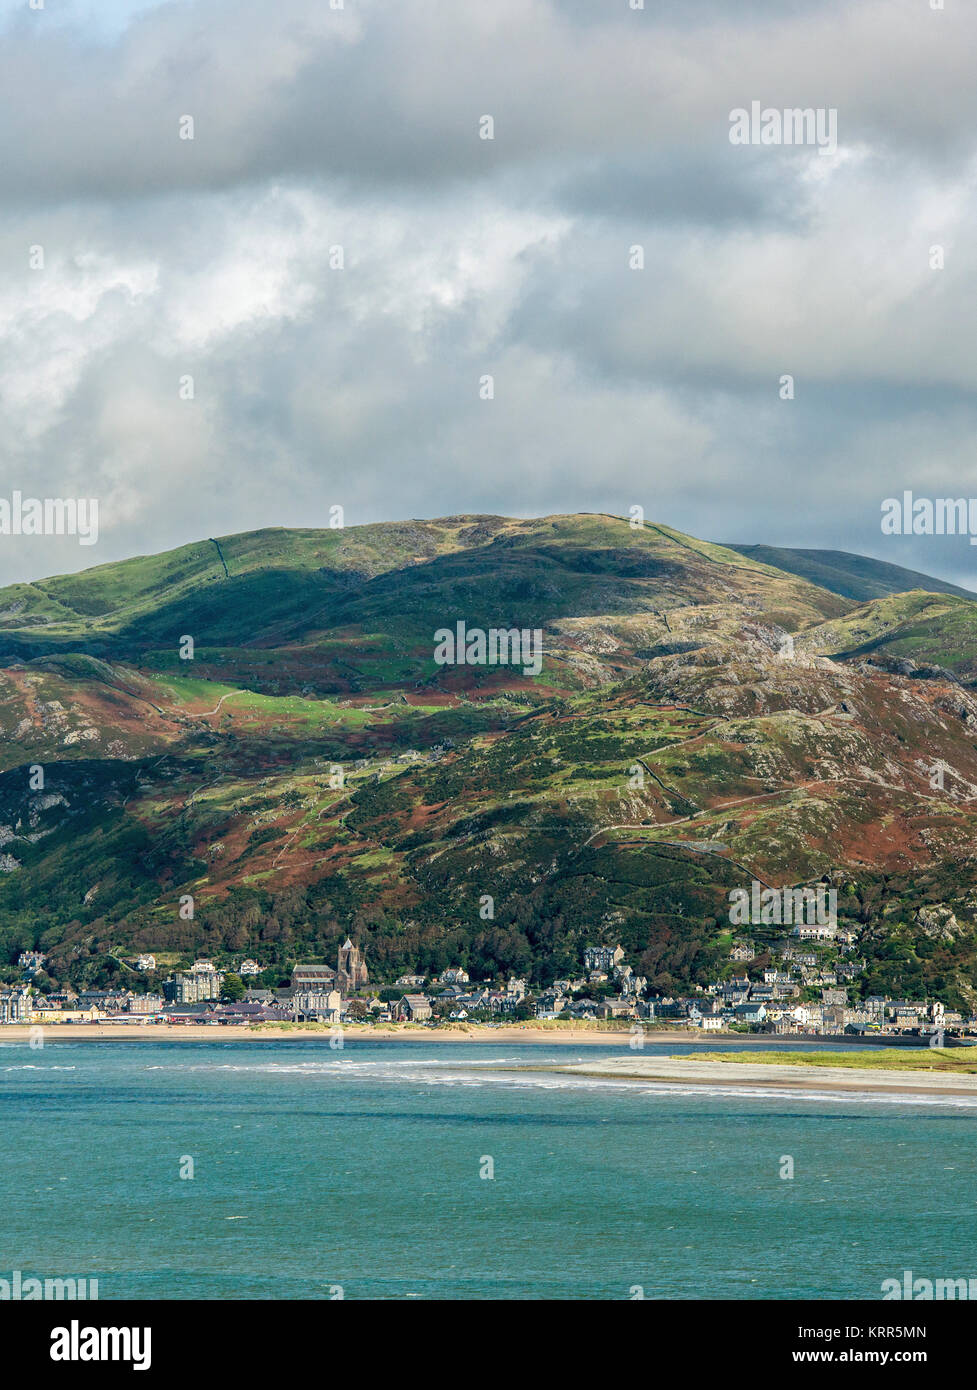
[541,1055,977,1098]
[0,1023,717,1045]
[5,1023,976,1096]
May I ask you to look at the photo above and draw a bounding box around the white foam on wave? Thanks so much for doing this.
[1,1064,77,1072]
[129,1058,977,1108]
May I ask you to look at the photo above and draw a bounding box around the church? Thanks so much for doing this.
[336,937,368,993]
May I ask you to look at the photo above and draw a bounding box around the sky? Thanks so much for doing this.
[2,0,977,587]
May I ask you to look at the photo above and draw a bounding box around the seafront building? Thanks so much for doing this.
[3,931,975,1038]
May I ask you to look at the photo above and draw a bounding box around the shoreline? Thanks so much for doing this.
[534,1055,977,1098]
[4,1024,973,1096]
[0,1023,724,1045]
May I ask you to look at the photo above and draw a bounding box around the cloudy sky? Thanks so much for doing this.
[2,0,976,587]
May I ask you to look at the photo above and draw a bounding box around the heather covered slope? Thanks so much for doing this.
[3,514,977,1010]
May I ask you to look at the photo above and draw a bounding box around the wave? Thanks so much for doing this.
[1,1064,77,1072]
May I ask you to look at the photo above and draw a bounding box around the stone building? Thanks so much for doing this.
[336,938,368,993]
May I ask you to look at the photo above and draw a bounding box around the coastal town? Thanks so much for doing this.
[1,925,973,1040]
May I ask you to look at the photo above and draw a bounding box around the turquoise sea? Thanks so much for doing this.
[3,1036,977,1300]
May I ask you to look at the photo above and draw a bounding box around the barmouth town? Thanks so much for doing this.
[1,912,975,1041]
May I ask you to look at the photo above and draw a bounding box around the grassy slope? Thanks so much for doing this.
[0,514,851,643]
[690,1049,977,1072]
[724,544,975,603]
[797,591,977,677]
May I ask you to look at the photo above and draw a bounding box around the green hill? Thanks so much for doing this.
[2,514,977,1011]
[723,544,974,603]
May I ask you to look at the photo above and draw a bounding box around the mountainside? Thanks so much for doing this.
[5,513,977,1010]
[723,544,975,603]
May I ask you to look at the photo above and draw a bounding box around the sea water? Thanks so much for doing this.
[2,1038,975,1300]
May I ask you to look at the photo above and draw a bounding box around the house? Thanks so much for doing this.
[0,986,31,1022]
[488,992,517,1014]
[77,990,131,1013]
[238,959,261,976]
[652,998,684,1019]
[596,998,636,1019]
[615,967,647,998]
[733,1002,767,1025]
[435,984,466,1000]
[536,992,568,1018]
[395,994,432,1022]
[691,996,724,1017]
[396,975,426,988]
[730,943,754,963]
[18,951,46,975]
[128,994,163,1015]
[792,922,837,941]
[439,967,470,986]
[164,969,225,1003]
[782,948,818,967]
[134,954,157,972]
[695,1015,725,1032]
[291,988,342,1022]
[584,945,625,973]
[568,999,598,1019]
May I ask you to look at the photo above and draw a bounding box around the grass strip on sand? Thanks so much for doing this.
[686,1048,977,1073]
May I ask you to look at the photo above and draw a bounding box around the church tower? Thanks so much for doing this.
[337,937,368,993]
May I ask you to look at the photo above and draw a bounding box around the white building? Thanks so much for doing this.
[0,986,31,1022]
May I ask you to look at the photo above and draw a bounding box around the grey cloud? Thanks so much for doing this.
[2,0,976,210]
[0,0,976,601]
